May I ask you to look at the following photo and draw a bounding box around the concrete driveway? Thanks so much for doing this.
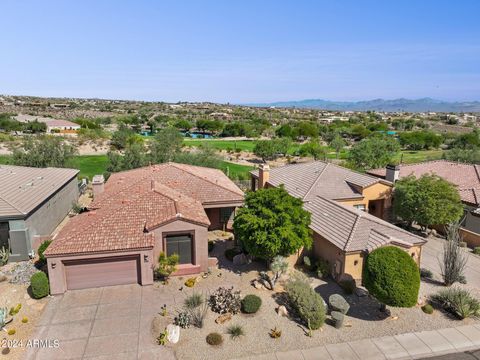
[420,236,480,288]
[25,284,176,360]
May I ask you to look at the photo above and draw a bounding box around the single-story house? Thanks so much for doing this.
[367,160,480,247]
[45,163,244,294]
[14,114,81,134]
[0,165,79,261]
[250,161,426,282]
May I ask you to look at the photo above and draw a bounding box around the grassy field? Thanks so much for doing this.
[183,139,257,152]
[0,154,253,180]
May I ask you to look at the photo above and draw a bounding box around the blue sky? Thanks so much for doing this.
[1,0,479,103]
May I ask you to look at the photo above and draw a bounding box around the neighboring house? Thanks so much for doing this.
[250,161,426,282]
[367,160,480,247]
[45,163,244,294]
[0,165,79,261]
[14,114,81,134]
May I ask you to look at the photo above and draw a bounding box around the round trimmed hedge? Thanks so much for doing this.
[363,246,420,308]
[241,294,262,314]
[30,272,50,299]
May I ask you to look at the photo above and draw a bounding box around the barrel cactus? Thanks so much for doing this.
[329,294,350,315]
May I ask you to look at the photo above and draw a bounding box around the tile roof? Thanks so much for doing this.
[367,160,480,206]
[46,163,243,256]
[305,196,426,252]
[251,161,388,201]
[0,165,79,219]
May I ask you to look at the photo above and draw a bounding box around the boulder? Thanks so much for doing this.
[252,279,265,290]
[232,253,247,265]
[355,287,368,297]
[215,313,232,324]
[166,324,180,344]
[277,305,288,317]
[331,311,344,329]
[0,273,7,283]
[329,294,350,315]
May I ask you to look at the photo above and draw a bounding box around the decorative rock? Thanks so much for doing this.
[215,313,232,324]
[355,287,368,297]
[166,324,180,344]
[331,311,344,329]
[277,305,288,317]
[252,280,264,290]
[232,253,247,265]
[0,273,7,283]
[329,294,350,315]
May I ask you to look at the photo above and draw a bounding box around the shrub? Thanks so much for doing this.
[206,332,223,346]
[339,279,356,295]
[363,246,420,307]
[241,294,262,314]
[227,324,245,339]
[174,311,191,328]
[37,240,52,264]
[21,317,28,323]
[331,311,344,329]
[225,247,242,262]
[329,294,350,315]
[422,304,434,314]
[30,272,49,299]
[285,277,326,330]
[185,293,203,309]
[315,259,330,279]
[189,301,208,328]
[209,287,241,314]
[184,277,196,288]
[0,246,9,266]
[9,303,21,316]
[420,268,433,279]
[430,287,480,319]
[474,247,480,255]
[155,252,179,282]
[440,222,468,286]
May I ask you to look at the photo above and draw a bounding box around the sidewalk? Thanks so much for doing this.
[235,324,480,360]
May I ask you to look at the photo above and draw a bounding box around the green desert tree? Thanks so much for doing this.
[299,141,327,160]
[233,186,312,261]
[348,136,400,170]
[13,135,76,168]
[329,133,346,158]
[393,174,463,230]
[149,127,183,163]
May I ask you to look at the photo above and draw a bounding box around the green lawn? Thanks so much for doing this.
[183,139,257,152]
[395,150,444,164]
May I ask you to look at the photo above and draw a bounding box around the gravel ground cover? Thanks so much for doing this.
[151,239,480,360]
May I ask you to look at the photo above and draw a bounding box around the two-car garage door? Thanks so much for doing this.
[64,255,140,290]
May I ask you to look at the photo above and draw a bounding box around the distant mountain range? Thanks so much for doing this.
[248,98,480,112]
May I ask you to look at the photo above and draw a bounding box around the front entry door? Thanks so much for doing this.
[166,234,193,264]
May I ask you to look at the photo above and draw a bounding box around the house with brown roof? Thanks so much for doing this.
[367,160,480,247]
[45,163,244,294]
[0,165,79,261]
[250,161,426,282]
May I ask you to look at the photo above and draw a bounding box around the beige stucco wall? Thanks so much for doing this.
[339,182,392,219]
[311,232,346,279]
[47,249,154,295]
[152,219,209,272]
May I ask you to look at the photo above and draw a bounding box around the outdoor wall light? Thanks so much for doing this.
[354,260,359,266]
[51,262,56,269]
[144,255,149,263]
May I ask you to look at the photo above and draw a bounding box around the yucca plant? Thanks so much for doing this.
[227,324,245,339]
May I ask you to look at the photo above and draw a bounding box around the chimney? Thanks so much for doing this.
[258,163,270,189]
[385,164,400,183]
[92,175,105,197]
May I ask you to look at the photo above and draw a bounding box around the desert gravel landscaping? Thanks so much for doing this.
[148,237,480,360]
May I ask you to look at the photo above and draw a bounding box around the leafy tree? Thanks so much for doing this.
[363,246,420,307]
[348,136,400,170]
[233,186,312,261]
[299,141,327,160]
[445,148,480,164]
[173,145,222,169]
[13,135,76,168]
[295,121,319,139]
[393,174,463,230]
[0,114,23,132]
[453,130,480,149]
[150,127,183,163]
[174,119,192,132]
[399,131,443,150]
[24,120,47,133]
[253,138,291,162]
[110,124,136,150]
[329,133,346,158]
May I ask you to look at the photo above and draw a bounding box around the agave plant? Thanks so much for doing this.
[0,246,9,266]
[0,307,13,330]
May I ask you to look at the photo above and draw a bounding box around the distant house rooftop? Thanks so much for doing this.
[367,160,480,206]
[0,165,79,219]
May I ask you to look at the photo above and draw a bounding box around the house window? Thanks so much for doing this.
[354,204,366,212]
[166,234,193,264]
